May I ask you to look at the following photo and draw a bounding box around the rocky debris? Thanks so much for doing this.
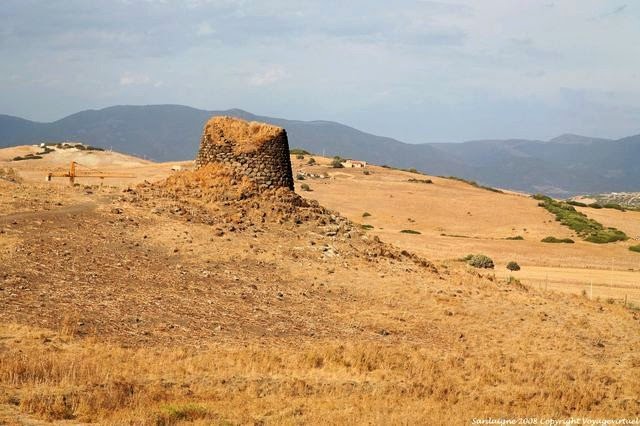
[0,167,22,184]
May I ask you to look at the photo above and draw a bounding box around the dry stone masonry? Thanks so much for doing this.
[195,116,294,191]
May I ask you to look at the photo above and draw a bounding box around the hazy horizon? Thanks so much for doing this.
[1,103,631,145]
[2,1,639,143]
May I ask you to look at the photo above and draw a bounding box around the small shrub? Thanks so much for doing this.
[330,159,344,168]
[400,229,421,235]
[588,203,603,209]
[160,404,210,422]
[541,236,575,244]
[12,155,43,161]
[408,178,433,184]
[505,236,524,240]
[602,203,626,211]
[629,244,640,253]
[532,193,552,201]
[506,261,521,271]
[585,228,628,244]
[362,212,371,217]
[296,174,305,180]
[506,276,521,285]
[37,146,54,155]
[467,254,495,269]
[363,170,370,175]
[300,183,311,192]
[361,224,374,230]
[296,154,305,160]
[567,200,588,207]
[290,148,310,155]
[307,157,316,165]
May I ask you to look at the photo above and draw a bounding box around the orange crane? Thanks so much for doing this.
[47,161,135,184]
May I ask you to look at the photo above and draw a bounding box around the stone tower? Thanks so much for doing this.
[195,116,294,191]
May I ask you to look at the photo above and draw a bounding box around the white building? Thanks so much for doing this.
[342,159,367,168]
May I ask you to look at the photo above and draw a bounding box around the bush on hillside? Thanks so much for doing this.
[536,196,628,244]
[467,254,495,269]
[400,229,421,234]
[541,236,575,244]
[585,228,628,244]
[12,155,43,161]
[506,261,521,271]
[408,178,433,184]
[330,158,344,168]
[300,183,311,192]
[629,244,640,253]
[602,203,626,211]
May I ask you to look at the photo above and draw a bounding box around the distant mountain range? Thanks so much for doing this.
[1,104,639,196]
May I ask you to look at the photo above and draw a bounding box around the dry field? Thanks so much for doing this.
[291,155,640,306]
[0,146,639,424]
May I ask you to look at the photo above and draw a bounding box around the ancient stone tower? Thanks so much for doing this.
[195,116,294,191]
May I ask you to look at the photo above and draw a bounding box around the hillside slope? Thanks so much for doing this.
[292,155,640,305]
[1,152,638,423]
[2,105,640,195]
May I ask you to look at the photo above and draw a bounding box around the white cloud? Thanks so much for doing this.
[119,72,152,86]
[2,0,640,140]
[196,22,215,36]
[248,66,288,87]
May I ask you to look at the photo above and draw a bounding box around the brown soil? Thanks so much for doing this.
[0,147,638,424]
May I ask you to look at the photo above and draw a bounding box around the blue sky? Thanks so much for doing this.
[1,0,639,142]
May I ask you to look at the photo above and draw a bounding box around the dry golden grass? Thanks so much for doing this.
[293,156,640,304]
[204,116,283,153]
[1,147,640,424]
[1,314,639,425]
